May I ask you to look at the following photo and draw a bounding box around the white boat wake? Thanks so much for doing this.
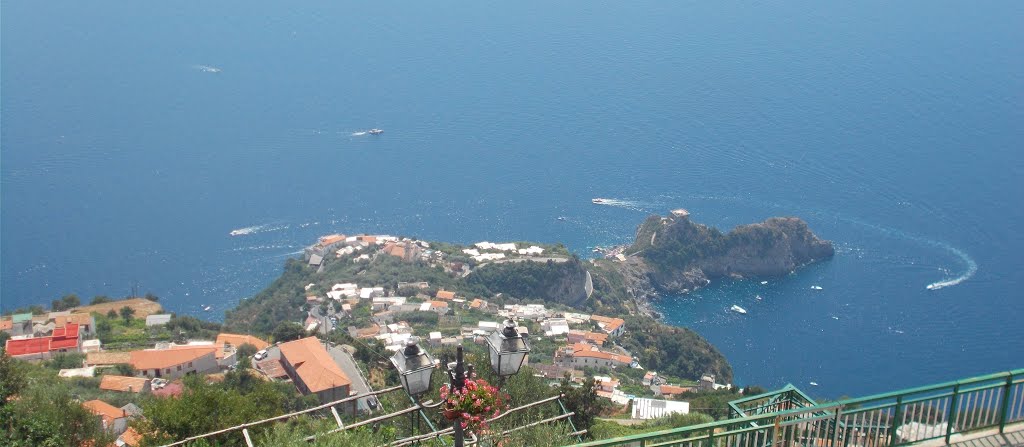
[351,131,367,136]
[591,198,654,212]
[925,243,978,290]
[193,64,222,73]
[229,223,289,236]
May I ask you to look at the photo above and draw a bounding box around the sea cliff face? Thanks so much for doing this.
[620,213,834,297]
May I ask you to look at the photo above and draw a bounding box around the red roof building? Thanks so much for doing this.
[3,323,81,359]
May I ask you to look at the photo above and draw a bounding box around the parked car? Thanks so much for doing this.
[254,349,268,361]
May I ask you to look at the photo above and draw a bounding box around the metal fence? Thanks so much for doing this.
[568,368,1024,447]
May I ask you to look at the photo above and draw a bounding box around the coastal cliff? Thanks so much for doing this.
[616,211,834,297]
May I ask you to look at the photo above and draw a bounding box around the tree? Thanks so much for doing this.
[1,359,110,446]
[90,295,113,305]
[558,375,609,437]
[119,306,136,323]
[106,309,118,319]
[0,332,9,349]
[144,292,160,302]
[51,294,81,311]
[272,322,306,343]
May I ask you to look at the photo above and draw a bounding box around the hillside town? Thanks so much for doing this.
[1,233,734,446]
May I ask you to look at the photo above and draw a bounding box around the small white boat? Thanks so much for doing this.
[760,281,768,285]
[203,306,212,311]
[755,295,763,301]
[730,305,747,314]
[811,285,823,290]
[810,381,819,386]
[557,216,566,221]
[229,228,252,236]
[368,128,384,135]
[592,198,610,204]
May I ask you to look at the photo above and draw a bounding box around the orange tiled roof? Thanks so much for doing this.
[53,313,93,328]
[590,315,625,333]
[129,346,217,370]
[469,299,484,308]
[430,300,449,308]
[0,319,12,331]
[435,290,456,300]
[320,234,346,245]
[568,343,632,364]
[215,333,269,351]
[568,330,609,345]
[278,337,351,393]
[119,427,143,446]
[99,375,150,393]
[83,399,125,425]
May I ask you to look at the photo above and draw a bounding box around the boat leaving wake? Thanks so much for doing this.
[351,131,367,136]
[229,223,289,236]
[591,198,653,212]
[925,244,978,290]
[193,64,222,73]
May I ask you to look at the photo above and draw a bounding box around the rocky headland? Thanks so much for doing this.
[604,210,834,303]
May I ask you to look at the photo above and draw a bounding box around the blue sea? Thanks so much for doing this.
[3,1,1022,399]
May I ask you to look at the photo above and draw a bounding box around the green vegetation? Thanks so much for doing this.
[590,412,715,439]
[51,293,81,311]
[617,316,732,383]
[0,351,114,447]
[272,321,308,343]
[467,256,589,306]
[94,312,222,349]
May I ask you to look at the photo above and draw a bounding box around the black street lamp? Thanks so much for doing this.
[392,319,532,447]
[485,318,530,377]
[390,337,436,397]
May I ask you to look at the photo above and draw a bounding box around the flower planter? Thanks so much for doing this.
[443,409,461,421]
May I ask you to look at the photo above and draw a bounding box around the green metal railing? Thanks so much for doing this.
[567,368,1024,447]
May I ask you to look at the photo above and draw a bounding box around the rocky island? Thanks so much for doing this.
[604,209,835,302]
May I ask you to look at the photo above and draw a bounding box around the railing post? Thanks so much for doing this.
[999,374,1014,433]
[946,384,960,444]
[888,396,903,447]
[706,427,715,447]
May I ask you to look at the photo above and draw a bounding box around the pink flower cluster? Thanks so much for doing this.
[439,377,509,432]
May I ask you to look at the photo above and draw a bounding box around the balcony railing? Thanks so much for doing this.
[568,368,1024,447]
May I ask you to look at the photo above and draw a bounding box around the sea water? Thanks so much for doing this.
[2,1,1022,398]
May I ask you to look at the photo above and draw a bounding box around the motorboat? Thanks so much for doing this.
[368,128,384,135]
[755,295,762,301]
[730,305,747,314]
[811,285,823,290]
[203,306,212,311]
[592,198,610,204]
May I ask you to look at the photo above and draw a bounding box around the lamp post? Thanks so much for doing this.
[392,319,530,447]
[485,318,531,378]
[390,337,436,438]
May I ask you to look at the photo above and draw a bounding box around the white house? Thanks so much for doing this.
[631,398,690,420]
[541,318,570,336]
[145,314,172,327]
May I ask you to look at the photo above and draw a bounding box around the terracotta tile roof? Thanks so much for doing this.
[568,343,632,364]
[430,300,449,308]
[319,234,346,245]
[278,337,350,392]
[568,330,609,345]
[130,346,217,370]
[99,375,150,393]
[215,333,269,351]
[0,319,12,331]
[86,351,132,365]
[469,299,484,309]
[590,315,625,334]
[383,242,406,259]
[5,337,50,356]
[49,324,80,350]
[256,359,288,379]
[83,399,125,426]
[152,381,184,398]
[435,290,456,300]
[53,313,93,328]
[119,427,142,446]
